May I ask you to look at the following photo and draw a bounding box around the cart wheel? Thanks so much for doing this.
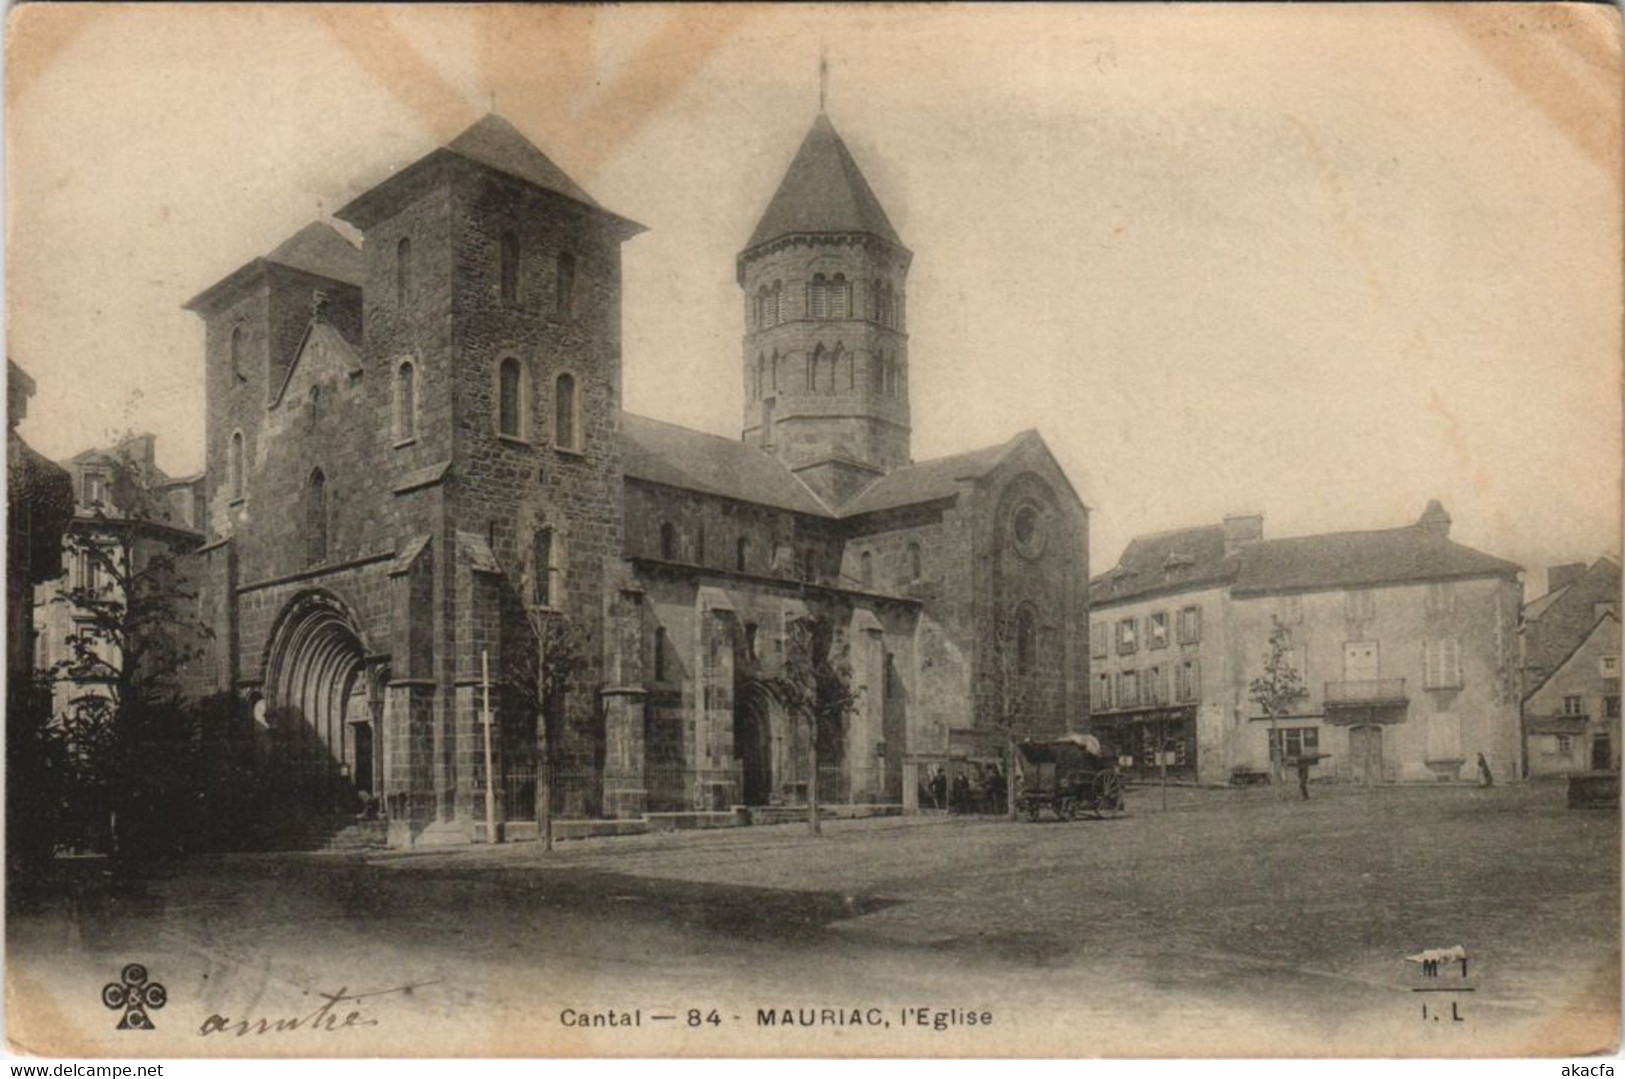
[1092,772,1125,818]
[1057,796,1078,822]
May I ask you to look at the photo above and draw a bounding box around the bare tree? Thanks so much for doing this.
[502,607,586,852]
[983,605,1035,820]
[1248,618,1307,795]
[766,613,856,837]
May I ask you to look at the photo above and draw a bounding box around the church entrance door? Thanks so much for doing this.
[735,684,774,805]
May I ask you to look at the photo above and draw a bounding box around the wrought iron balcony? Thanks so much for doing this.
[1324,678,1408,705]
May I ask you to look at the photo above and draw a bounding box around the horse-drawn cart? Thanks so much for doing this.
[1015,734,1125,821]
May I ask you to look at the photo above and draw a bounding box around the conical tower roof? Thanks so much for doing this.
[745,114,903,253]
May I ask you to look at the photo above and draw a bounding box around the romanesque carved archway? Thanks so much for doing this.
[261,590,372,811]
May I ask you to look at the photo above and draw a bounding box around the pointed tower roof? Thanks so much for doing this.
[183,221,361,313]
[442,113,601,209]
[335,113,643,236]
[264,222,364,285]
[745,114,903,254]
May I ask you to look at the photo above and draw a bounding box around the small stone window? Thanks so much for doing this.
[555,252,576,319]
[554,372,578,452]
[395,237,411,305]
[395,360,416,443]
[306,468,327,565]
[500,231,520,306]
[497,357,526,439]
[229,432,245,501]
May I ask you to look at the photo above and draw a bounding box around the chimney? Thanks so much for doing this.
[1548,562,1587,593]
[1222,513,1264,556]
[1416,499,1451,540]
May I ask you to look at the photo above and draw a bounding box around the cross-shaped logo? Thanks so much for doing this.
[102,963,167,1030]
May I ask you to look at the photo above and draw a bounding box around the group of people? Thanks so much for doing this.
[921,762,1009,814]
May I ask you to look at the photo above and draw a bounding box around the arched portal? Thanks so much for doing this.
[734,682,776,806]
[262,591,374,812]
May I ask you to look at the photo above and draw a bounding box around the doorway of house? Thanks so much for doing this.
[1592,732,1613,772]
[1349,725,1383,785]
[1344,641,1379,683]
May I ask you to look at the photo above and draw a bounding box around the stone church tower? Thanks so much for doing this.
[738,114,913,506]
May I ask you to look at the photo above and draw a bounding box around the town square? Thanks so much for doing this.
[5,3,1620,1061]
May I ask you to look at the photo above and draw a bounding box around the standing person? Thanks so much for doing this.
[951,769,970,814]
[987,762,1007,814]
[1477,752,1495,788]
[930,765,948,811]
[1296,753,1312,800]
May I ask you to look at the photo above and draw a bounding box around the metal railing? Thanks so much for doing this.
[1324,678,1408,704]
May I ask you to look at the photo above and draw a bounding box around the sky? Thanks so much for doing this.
[7,3,1621,589]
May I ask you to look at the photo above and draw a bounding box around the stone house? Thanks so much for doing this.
[33,434,206,719]
[1090,502,1524,785]
[180,110,1091,847]
[1520,558,1621,776]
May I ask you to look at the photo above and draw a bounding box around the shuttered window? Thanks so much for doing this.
[1423,638,1462,689]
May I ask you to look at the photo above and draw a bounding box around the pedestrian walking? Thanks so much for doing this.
[1477,752,1494,788]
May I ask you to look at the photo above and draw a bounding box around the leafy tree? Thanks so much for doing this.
[1248,619,1307,793]
[766,613,856,837]
[45,441,209,874]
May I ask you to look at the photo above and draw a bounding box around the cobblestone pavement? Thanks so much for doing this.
[8,782,1617,1057]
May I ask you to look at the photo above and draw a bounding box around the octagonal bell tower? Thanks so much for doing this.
[739,113,913,506]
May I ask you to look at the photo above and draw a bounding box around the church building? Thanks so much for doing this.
[181,109,1091,847]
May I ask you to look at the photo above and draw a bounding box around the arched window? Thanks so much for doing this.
[830,273,849,319]
[833,344,852,390]
[395,237,411,305]
[554,372,578,451]
[859,550,873,586]
[808,274,829,319]
[230,326,244,380]
[500,231,520,305]
[229,431,244,500]
[395,361,416,442]
[531,527,557,608]
[659,521,677,561]
[498,357,524,438]
[770,350,779,392]
[869,280,882,323]
[653,627,669,681]
[556,252,576,319]
[306,468,328,565]
[907,541,922,582]
[1016,605,1037,675]
[771,281,783,325]
[736,536,749,572]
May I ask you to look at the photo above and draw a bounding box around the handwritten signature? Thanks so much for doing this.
[197,982,435,1038]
